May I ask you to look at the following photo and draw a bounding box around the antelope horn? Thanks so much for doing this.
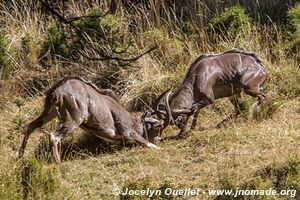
[153,89,170,111]
[164,91,174,127]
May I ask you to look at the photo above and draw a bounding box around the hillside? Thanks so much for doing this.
[0,1,300,199]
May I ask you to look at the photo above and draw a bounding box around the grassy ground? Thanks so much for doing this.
[1,96,299,199]
[1,1,300,200]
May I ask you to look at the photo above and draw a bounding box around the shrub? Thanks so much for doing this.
[182,21,197,35]
[21,32,41,67]
[285,3,300,57]
[73,12,127,57]
[207,6,251,40]
[0,35,11,79]
[40,23,66,63]
[269,60,300,98]
[69,11,134,88]
[142,28,183,66]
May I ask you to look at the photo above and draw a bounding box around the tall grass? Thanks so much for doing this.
[0,1,299,199]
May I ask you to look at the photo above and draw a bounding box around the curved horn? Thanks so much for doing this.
[163,91,174,127]
[153,89,170,111]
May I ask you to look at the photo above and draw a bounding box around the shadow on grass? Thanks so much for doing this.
[33,132,136,163]
[162,100,279,143]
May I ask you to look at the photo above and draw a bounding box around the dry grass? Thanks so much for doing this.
[1,1,300,199]
[0,96,299,199]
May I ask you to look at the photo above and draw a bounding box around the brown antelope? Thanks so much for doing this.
[19,77,170,163]
[155,49,268,137]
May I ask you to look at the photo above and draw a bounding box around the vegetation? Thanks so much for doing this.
[207,6,251,41]
[286,3,300,60]
[0,35,11,79]
[0,0,299,199]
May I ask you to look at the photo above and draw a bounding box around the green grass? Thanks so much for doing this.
[1,1,300,199]
[0,97,299,199]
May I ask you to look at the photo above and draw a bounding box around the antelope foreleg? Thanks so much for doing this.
[130,132,161,150]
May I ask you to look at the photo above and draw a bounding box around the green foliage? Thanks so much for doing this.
[0,35,11,78]
[20,159,61,199]
[269,61,300,98]
[0,35,10,66]
[14,97,25,108]
[285,3,300,56]
[39,23,66,67]
[100,14,124,37]
[236,99,251,119]
[21,32,42,66]
[207,6,251,39]
[142,28,183,66]
[73,11,127,55]
[21,33,32,53]
[41,23,66,60]
[75,12,122,41]
[47,24,65,54]
[182,21,197,35]
[68,11,133,86]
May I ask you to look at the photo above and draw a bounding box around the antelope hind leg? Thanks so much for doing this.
[50,122,78,163]
[19,107,56,158]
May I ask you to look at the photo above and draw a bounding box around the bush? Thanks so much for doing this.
[285,3,300,57]
[40,23,66,63]
[269,60,300,98]
[21,32,41,67]
[142,28,183,66]
[207,6,251,40]
[0,35,11,79]
[73,12,128,58]
[181,21,197,35]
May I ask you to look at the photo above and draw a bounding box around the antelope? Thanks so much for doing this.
[19,77,170,163]
[155,49,268,137]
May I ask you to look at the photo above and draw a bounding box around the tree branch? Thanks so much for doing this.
[39,0,157,65]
